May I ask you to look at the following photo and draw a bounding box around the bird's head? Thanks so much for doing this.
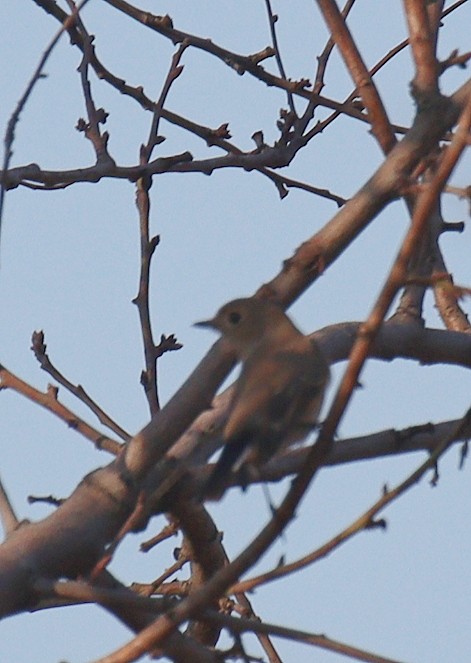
[195,298,295,356]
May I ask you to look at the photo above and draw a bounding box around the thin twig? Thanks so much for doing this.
[0,364,122,455]
[0,0,91,256]
[100,0,387,123]
[31,331,130,441]
[263,0,295,112]
[203,610,406,663]
[142,42,188,163]
[313,0,357,94]
[71,3,116,166]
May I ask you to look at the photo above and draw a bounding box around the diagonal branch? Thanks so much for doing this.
[316,0,396,153]
[31,331,130,441]
[0,364,122,455]
[0,0,91,248]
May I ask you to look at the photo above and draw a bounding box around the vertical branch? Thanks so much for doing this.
[71,4,115,167]
[395,157,470,331]
[134,183,161,415]
[402,0,443,100]
[425,0,446,50]
[430,178,470,332]
[393,232,430,323]
[263,0,295,113]
[134,44,187,416]
[433,272,471,332]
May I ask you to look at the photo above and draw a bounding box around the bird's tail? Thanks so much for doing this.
[200,438,247,501]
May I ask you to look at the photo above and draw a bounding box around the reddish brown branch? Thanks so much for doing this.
[403,0,442,101]
[0,365,122,455]
[0,480,20,536]
[316,0,396,154]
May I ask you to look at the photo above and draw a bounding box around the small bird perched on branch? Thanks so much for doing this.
[195,297,330,500]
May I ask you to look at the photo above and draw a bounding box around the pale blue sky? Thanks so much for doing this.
[1,2,470,661]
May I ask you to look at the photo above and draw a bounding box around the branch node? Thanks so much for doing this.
[155,334,183,359]
[47,384,59,400]
[149,234,161,255]
[248,46,275,65]
[430,461,439,487]
[365,517,387,531]
[459,439,469,470]
[442,220,465,233]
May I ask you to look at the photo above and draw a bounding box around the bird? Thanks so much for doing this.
[195,297,330,499]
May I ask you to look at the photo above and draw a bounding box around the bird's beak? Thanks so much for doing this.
[193,317,217,330]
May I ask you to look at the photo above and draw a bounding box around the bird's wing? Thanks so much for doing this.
[201,341,330,499]
[224,344,329,448]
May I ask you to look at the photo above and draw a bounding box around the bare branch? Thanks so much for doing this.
[0,364,122,455]
[403,0,442,101]
[0,0,91,249]
[316,0,396,153]
[314,0,357,95]
[202,613,404,663]
[263,0,295,112]
[31,331,130,441]
[134,42,188,416]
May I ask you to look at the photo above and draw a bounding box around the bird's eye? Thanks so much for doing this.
[228,311,241,325]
